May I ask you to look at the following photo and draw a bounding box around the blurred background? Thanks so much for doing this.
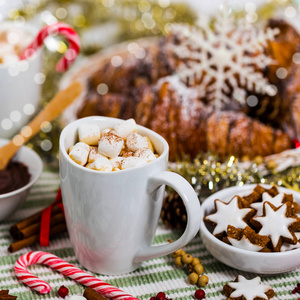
[0,0,300,165]
[0,0,299,208]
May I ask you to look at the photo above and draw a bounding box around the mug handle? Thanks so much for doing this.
[134,171,201,263]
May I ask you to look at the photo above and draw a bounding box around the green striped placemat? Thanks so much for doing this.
[0,167,299,299]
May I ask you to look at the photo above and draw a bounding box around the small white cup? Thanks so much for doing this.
[59,116,201,275]
[0,21,42,139]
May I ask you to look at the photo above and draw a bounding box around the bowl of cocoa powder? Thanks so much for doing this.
[0,139,43,221]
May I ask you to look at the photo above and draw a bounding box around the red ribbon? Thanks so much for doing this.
[40,189,64,247]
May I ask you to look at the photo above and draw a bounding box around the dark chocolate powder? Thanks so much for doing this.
[0,161,30,195]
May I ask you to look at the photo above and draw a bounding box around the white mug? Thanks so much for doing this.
[59,116,201,275]
[0,21,42,139]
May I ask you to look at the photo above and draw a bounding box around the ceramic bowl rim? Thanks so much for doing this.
[0,138,43,199]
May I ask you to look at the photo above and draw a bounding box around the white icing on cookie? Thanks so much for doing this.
[251,192,284,216]
[253,203,295,248]
[205,197,253,235]
[228,236,263,252]
[281,232,300,252]
[228,275,272,300]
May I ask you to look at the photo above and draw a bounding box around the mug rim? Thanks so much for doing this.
[59,116,169,175]
[0,20,39,69]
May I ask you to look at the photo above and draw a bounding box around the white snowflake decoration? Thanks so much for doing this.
[168,12,279,110]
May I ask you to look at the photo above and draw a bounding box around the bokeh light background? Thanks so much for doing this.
[0,0,299,193]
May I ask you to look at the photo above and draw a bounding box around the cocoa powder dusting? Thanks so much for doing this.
[103,132,123,145]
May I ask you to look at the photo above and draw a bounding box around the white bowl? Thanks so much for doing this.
[0,139,43,221]
[200,184,300,274]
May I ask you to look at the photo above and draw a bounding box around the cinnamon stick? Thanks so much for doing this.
[10,205,62,239]
[17,212,65,240]
[83,287,108,300]
[8,223,67,253]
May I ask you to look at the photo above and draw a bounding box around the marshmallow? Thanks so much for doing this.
[87,156,112,172]
[120,148,134,157]
[100,128,112,136]
[88,146,104,163]
[121,157,147,170]
[110,157,124,169]
[134,147,156,162]
[98,132,124,158]
[68,146,74,154]
[78,123,101,146]
[126,132,148,152]
[114,118,137,139]
[69,142,90,166]
[144,136,155,153]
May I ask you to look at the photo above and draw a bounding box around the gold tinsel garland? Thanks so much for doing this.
[162,154,300,228]
[171,154,300,200]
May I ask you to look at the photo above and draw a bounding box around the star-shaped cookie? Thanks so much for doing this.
[223,275,275,300]
[252,202,300,251]
[251,192,284,216]
[0,290,17,300]
[204,196,255,236]
[280,232,300,252]
[226,225,270,252]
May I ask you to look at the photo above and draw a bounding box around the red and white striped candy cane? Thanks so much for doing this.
[20,22,80,72]
[15,251,139,300]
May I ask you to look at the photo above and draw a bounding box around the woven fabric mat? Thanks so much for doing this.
[0,167,299,300]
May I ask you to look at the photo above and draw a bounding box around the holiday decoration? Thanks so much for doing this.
[20,22,80,72]
[15,251,138,299]
[169,12,278,109]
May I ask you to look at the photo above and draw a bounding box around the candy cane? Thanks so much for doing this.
[20,22,80,72]
[15,251,139,300]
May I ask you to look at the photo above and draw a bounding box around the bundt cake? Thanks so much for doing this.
[62,15,300,161]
